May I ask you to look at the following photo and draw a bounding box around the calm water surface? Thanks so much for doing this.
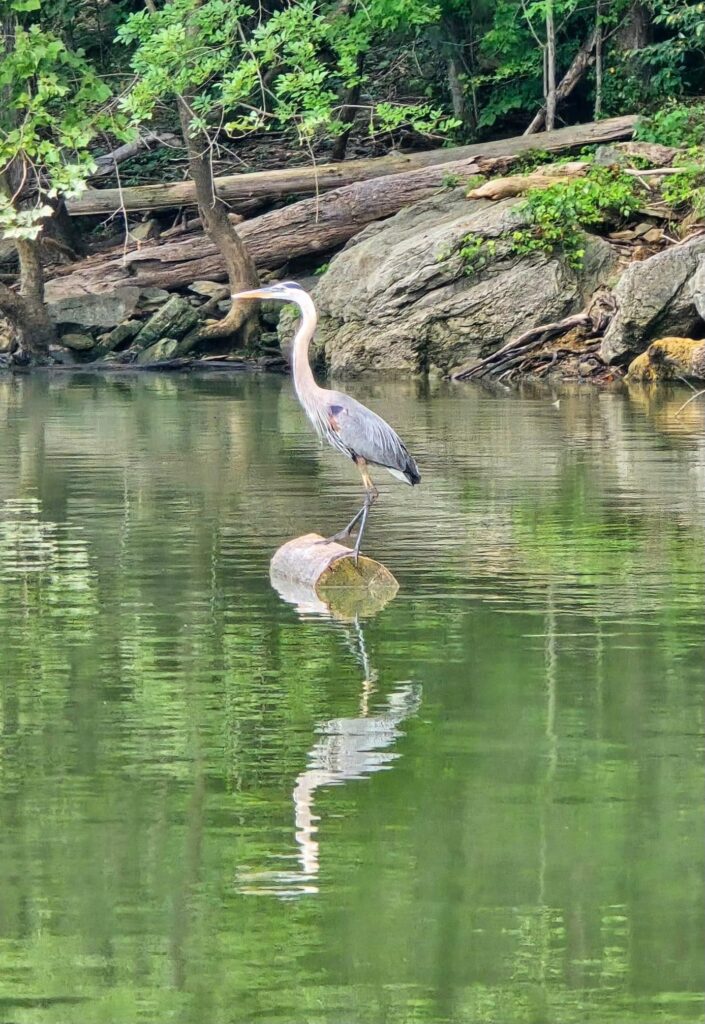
[0,372,703,1024]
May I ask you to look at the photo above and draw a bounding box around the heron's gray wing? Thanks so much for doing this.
[326,394,419,481]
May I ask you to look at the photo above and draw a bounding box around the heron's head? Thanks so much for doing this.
[231,280,308,304]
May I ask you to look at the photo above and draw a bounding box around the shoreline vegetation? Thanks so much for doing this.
[1,2,704,385]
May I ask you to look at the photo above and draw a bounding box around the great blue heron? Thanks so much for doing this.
[231,282,420,559]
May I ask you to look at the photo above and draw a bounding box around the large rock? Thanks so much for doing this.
[188,280,229,299]
[295,192,616,375]
[625,336,705,382]
[47,286,141,329]
[137,286,170,309]
[0,315,14,353]
[59,332,96,351]
[600,235,705,364]
[132,294,201,350]
[690,254,705,320]
[136,337,180,364]
[91,319,143,360]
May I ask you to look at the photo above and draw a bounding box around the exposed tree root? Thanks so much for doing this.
[452,291,617,382]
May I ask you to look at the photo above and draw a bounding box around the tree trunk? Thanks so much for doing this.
[331,54,364,162]
[176,95,259,343]
[544,2,557,130]
[437,9,477,140]
[594,4,603,119]
[0,170,56,361]
[614,0,651,92]
[447,54,475,138]
[0,244,56,361]
[615,0,650,51]
[44,197,84,257]
[525,30,598,134]
[15,239,56,357]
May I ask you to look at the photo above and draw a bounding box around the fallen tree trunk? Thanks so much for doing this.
[45,115,639,301]
[66,114,637,217]
[47,156,487,297]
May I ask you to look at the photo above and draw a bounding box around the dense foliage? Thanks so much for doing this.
[510,166,642,267]
[115,0,456,143]
[1,0,703,358]
[0,0,702,232]
[0,1,124,238]
[2,0,703,174]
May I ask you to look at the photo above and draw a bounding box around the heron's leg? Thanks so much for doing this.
[318,459,378,547]
[322,505,366,544]
[352,462,379,564]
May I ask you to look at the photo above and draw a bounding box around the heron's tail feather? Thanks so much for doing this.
[386,460,420,485]
[403,456,421,486]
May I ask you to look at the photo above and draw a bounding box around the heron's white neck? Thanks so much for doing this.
[290,292,323,403]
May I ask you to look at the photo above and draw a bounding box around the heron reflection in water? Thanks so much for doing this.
[231,282,421,559]
[238,620,421,897]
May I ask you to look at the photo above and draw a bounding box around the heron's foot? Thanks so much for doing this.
[315,505,366,546]
[352,536,365,566]
[315,529,353,546]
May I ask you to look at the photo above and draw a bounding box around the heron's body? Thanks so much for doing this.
[231,281,420,557]
[297,385,421,486]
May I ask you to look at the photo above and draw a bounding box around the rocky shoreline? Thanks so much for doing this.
[280,189,705,385]
[1,279,288,372]
[3,160,704,386]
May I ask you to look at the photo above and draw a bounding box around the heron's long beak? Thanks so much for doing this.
[231,287,271,301]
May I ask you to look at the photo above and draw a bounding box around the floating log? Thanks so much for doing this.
[270,533,399,620]
[66,115,638,217]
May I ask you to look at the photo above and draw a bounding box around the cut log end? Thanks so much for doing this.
[269,532,399,620]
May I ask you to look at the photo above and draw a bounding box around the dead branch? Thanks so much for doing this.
[525,30,598,134]
[453,313,592,380]
[91,132,182,179]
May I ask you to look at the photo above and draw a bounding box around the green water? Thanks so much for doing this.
[0,372,703,1024]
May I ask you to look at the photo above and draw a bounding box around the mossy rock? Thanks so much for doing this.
[136,337,180,364]
[60,332,96,351]
[626,336,705,383]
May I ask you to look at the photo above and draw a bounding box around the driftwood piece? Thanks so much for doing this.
[467,161,589,200]
[453,314,592,381]
[270,532,399,619]
[66,115,638,217]
[453,290,617,381]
